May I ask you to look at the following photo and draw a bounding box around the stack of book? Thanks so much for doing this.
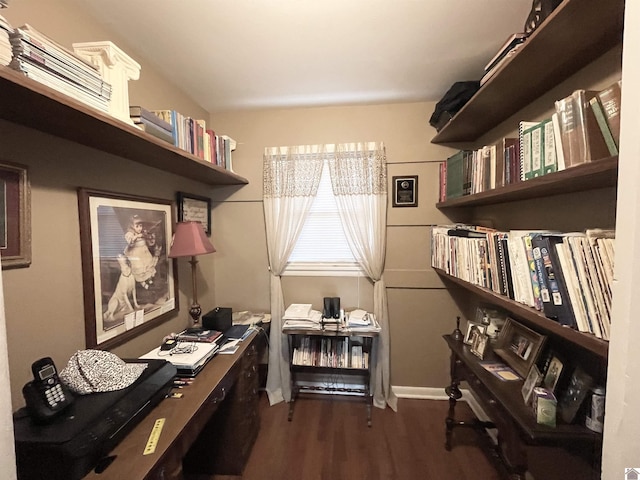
[177,328,223,343]
[0,14,11,66]
[129,106,174,144]
[282,303,323,330]
[431,224,615,340]
[480,33,527,86]
[9,24,111,112]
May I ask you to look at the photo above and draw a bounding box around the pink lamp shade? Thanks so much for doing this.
[168,221,216,258]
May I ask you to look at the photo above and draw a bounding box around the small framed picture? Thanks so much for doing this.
[471,333,489,359]
[542,355,564,393]
[494,318,546,378]
[0,161,31,269]
[522,365,543,405]
[392,175,418,207]
[177,192,212,236]
[464,322,486,346]
[558,367,594,424]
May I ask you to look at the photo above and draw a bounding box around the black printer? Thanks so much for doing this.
[13,359,176,480]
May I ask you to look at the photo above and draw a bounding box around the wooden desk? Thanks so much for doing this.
[82,333,260,480]
[443,335,601,480]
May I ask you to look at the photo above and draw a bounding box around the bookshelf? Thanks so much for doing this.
[285,329,377,427]
[0,66,248,186]
[432,0,625,144]
[437,156,618,209]
[433,0,622,476]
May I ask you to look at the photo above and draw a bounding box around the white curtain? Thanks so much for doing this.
[329,142,397,411]
[263,145,324,405]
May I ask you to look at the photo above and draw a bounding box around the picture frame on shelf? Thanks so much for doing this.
[493,318,546,378]
[77,188,177,349]
[558,366,594,424]
[177,191,212,236]
[392,175,418,207]
[542,355,564,393]
[464,322,486,346]
[0,161,31,269]
[471,333,489,359]
[522,364,543,405]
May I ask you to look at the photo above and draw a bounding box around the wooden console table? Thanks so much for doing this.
[82,332,261,480]
[285,327,377,427]
[443,334,601,480]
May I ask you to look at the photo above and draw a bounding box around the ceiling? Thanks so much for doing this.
[71,0,533,113]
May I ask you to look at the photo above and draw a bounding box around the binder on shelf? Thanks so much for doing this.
[596,80,622,150]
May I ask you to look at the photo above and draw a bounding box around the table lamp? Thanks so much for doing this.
[168,221,216,327]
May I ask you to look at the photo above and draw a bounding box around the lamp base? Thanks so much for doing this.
[189,304,202,327]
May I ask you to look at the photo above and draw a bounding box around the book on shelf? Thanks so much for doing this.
[554,89,610,169]
[530,234,576,329]
[518,121,538,182]
[481,40,526,87]
[551,113,566,171]
[588,96,618,156]
[134,118,174,144]
[445,150,466,199]
[542,118,558,175]
[596,80,622,150]
[129,106,173,132]
[483,33,528,73]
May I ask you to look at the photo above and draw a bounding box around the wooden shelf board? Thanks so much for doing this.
[0,67,248,186]
[434,268,609,358]
[437,156,617,208]
[431,0,625,144]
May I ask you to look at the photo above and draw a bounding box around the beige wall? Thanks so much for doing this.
[210,103,461,389]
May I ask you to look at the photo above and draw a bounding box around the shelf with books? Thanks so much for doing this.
[437,156,617,208]
[0,66,248,186]
[434,267,609,358]
[431,0,624,144]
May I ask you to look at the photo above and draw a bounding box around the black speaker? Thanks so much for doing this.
[331,297,341,319]
[202,307,232,332]
[322,297,341,319]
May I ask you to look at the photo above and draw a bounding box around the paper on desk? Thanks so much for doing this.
[219,339,241,354]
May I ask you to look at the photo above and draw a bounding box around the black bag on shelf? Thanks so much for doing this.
[524,0,563,35]
[429,80,480,131]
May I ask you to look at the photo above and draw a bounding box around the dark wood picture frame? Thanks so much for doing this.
[494,318,546,378]
[0,161,31,269]
[177,191,212,236]
[78,188,178,349]
[392,175,418,207]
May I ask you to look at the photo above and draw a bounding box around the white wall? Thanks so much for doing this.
[0,268,17,479]
[601,1,640,477]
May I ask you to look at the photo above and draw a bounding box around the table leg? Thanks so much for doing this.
[445,381,462,451]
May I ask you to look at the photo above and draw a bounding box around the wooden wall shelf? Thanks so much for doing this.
[431,0,625,144]
[437,156,618,209]
[0,67,248,186]
[435,268,609,358]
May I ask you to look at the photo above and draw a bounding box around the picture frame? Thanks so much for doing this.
[493,318,546,378]
[177,191,212,236]
[522,364,543,405]
[0,161,31,269]
[78,188,178,349]
[542,355,564,393]
[558,366,594,424]
[392,175,418,207]
[464,322,486,346]
[471,333,489,359]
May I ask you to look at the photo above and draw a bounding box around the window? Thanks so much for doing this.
[285,163,362,276]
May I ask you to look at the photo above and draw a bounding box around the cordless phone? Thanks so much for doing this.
[22,357,74,423]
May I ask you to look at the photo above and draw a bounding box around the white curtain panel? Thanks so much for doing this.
[329,142,397,411]
[263,145,324,405]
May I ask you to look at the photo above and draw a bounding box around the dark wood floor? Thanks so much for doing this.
[194,392,503,480]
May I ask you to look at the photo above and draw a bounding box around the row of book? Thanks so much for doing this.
[431,225,615,340]
[129,106,235,170]
[4,22,111,113]
[0,14,11,66]
[292,336,369,369]
[439,81,622,202]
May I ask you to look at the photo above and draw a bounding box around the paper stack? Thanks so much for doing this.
[347,309,381,333]
[282,304,322,330]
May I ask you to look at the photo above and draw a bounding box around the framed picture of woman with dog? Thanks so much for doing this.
[78,188,178,349]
